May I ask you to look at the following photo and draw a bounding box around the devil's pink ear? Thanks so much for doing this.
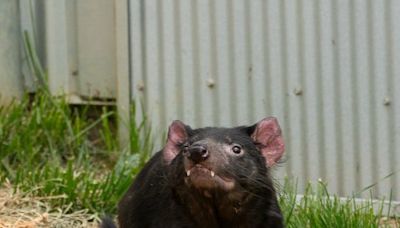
[251,117,285,167]
[163,120,189,164]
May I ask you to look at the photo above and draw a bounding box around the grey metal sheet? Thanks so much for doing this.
[0,0,23,104]
[129,0,400,200]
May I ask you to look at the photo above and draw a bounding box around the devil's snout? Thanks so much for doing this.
[185,144,209,163]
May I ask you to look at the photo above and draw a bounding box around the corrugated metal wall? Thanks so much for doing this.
[46,0,118,100]
[129,0,400,200]
[0,0,24,104]
[1,0,120,103]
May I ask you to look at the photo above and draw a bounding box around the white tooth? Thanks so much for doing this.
[210,171,215,177]
[186,170,191,176]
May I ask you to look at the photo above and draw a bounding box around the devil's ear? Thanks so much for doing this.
[248,117,285,167]
[163,120,190,164]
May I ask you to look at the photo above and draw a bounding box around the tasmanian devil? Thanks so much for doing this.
[101,117,285,228]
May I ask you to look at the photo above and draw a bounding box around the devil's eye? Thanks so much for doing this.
[231,145,242,154]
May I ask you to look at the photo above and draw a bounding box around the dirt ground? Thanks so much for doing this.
[0,181,99,228]
[0,180,398,228]
[380,218,400,228]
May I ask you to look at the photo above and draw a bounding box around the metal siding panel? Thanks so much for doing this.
[232,0,250,125]
[283,0,304,189]
[245,1,257,123]
[383,0,395,200]
[197,0,213,126]
[155,0,167,130]
[339,0,360,196]
[65,1,78,95]
[319,0,338,193]
[267,0,284,121]
[129,0,145,125]
[38,0,120,101]
[261,0,273,120]
[371,0,391,198]
[354,0,375,197]
[189,0,202,127]
[19,0,47,92]
[225,0,238,124]
[293,0,310,192]
[331,0,346,196]
[75,0,116,98]
[179,0,196,127]
[215,0,233,126]
[266,0,288,180]
[208,0,221,126]
[275,0,289,182]
[162,0,179,126]
[302,0,322,184]
[390,0,400,200]
[173,0,185,122]
[0,0,23,104]
[249,0,267,122]
[275,0,290,182]
[45,0,70,95]
[115,0,131,147]
[129,0,400,201]
[143,0,158,133]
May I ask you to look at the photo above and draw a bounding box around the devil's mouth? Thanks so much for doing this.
[184,165,235,191]
[185,165,215,177]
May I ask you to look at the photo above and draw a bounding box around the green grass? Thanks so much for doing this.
[0,90,152,214]
[279,179,389,227]
[0,30,153,215]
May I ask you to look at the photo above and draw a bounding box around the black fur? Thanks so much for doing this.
[115,121,284,227]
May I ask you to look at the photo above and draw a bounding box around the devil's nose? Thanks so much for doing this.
[187,145,209,163]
